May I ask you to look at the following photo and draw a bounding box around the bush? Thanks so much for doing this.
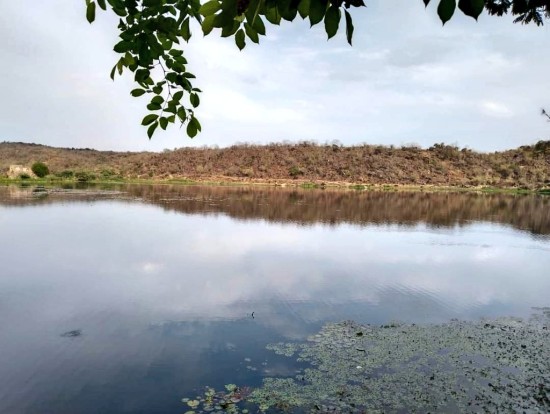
[31,162,49,178]
[533,140,550,155]
[288,166,304,178]
[100,169,116,179]
[56,170,74,179]
[75,171,96,182]
[19,173,31,180]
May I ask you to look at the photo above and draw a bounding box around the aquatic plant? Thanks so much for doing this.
[183,309,550,413]
[182,385,253,414]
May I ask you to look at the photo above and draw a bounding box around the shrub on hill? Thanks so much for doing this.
[31,162,49,178]
[55,170,74,179]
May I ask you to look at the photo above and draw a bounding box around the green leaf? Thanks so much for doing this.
[111,7,126,17]
[298,0,311,19]
[186,118,198,138]
[113,40,132,53]
[344,9,354,45]
[86,1,96,23]
[251,15,266,35]
[159,117,169,130]
[151,95,164,105]
[135,69,150,83]
[147,121,159,139]
[165,104,177,114]
[278,0,299,21]
[186,116,202,137]
[173,91,184,102]
[177,107,187,121]
[437,0,456,25]
[166,73,177,84]
[131,88,146,97]
[324,6,340,39]
[202,15,216,35]
[190,93,200,108]
[97,0,106,10]
[309,0,328,27]
[220,0,238,15]
[169,49,184,57]
[147,102,162,111]
[200,0,222,16]
[265,7,281,25]
[174,55,188,65]
[122,53,135,66]
[147,34,164,55]
[143,0,162,6]
[458,0,484,20]
[235,28,246,50]
[244,23,259,43]
[245,0,260,21]
[168,105,178,115]
[194,117,202,132]
[221,20,240,37]
[116,58,124,75]
[213,11,236,29]
[180,18,192,42]
[141,114,158,126]
[423,0,431,6]
[110,64,117,80]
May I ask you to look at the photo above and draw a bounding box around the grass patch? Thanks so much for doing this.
[299,182,321,189]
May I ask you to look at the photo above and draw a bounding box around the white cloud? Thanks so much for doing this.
[480,101,514,118]
[200,87,304,123]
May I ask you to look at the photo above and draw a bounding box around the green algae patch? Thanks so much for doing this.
[184,310,550,413]
[181,385,254,414]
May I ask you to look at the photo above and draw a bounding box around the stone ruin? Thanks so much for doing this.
[7,165,36,179]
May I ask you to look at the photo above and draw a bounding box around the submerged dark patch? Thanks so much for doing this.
[60,329,82,338]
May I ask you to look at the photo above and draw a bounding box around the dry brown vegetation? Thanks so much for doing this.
[1,141,549,188]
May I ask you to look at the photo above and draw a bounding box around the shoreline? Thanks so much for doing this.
[1,177,548,195]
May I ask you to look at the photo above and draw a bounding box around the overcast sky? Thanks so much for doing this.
[1,1,549,152]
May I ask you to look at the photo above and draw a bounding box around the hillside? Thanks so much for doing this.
[1,141,549,189]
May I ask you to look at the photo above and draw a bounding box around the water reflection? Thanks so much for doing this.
[0,184,549,413]
[2,184,550,236]
[1,185,549,324]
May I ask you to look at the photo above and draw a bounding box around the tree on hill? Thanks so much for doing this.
[85,0,549,138]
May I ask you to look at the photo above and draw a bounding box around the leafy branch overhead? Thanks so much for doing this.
[85,0,549,138]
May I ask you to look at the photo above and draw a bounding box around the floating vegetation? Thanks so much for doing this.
[182,385,253,414]
[183,309,550,413]
[266,342,300,358]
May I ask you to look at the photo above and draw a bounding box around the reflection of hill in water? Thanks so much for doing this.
[1,184,550,236]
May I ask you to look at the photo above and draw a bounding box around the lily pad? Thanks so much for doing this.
[182,310,550,413]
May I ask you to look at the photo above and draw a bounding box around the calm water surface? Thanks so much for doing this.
[0,184,549,413]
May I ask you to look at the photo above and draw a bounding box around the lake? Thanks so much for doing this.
[1,184,549,413]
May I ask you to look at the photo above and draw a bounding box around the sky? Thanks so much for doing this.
[0,1,549,152]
